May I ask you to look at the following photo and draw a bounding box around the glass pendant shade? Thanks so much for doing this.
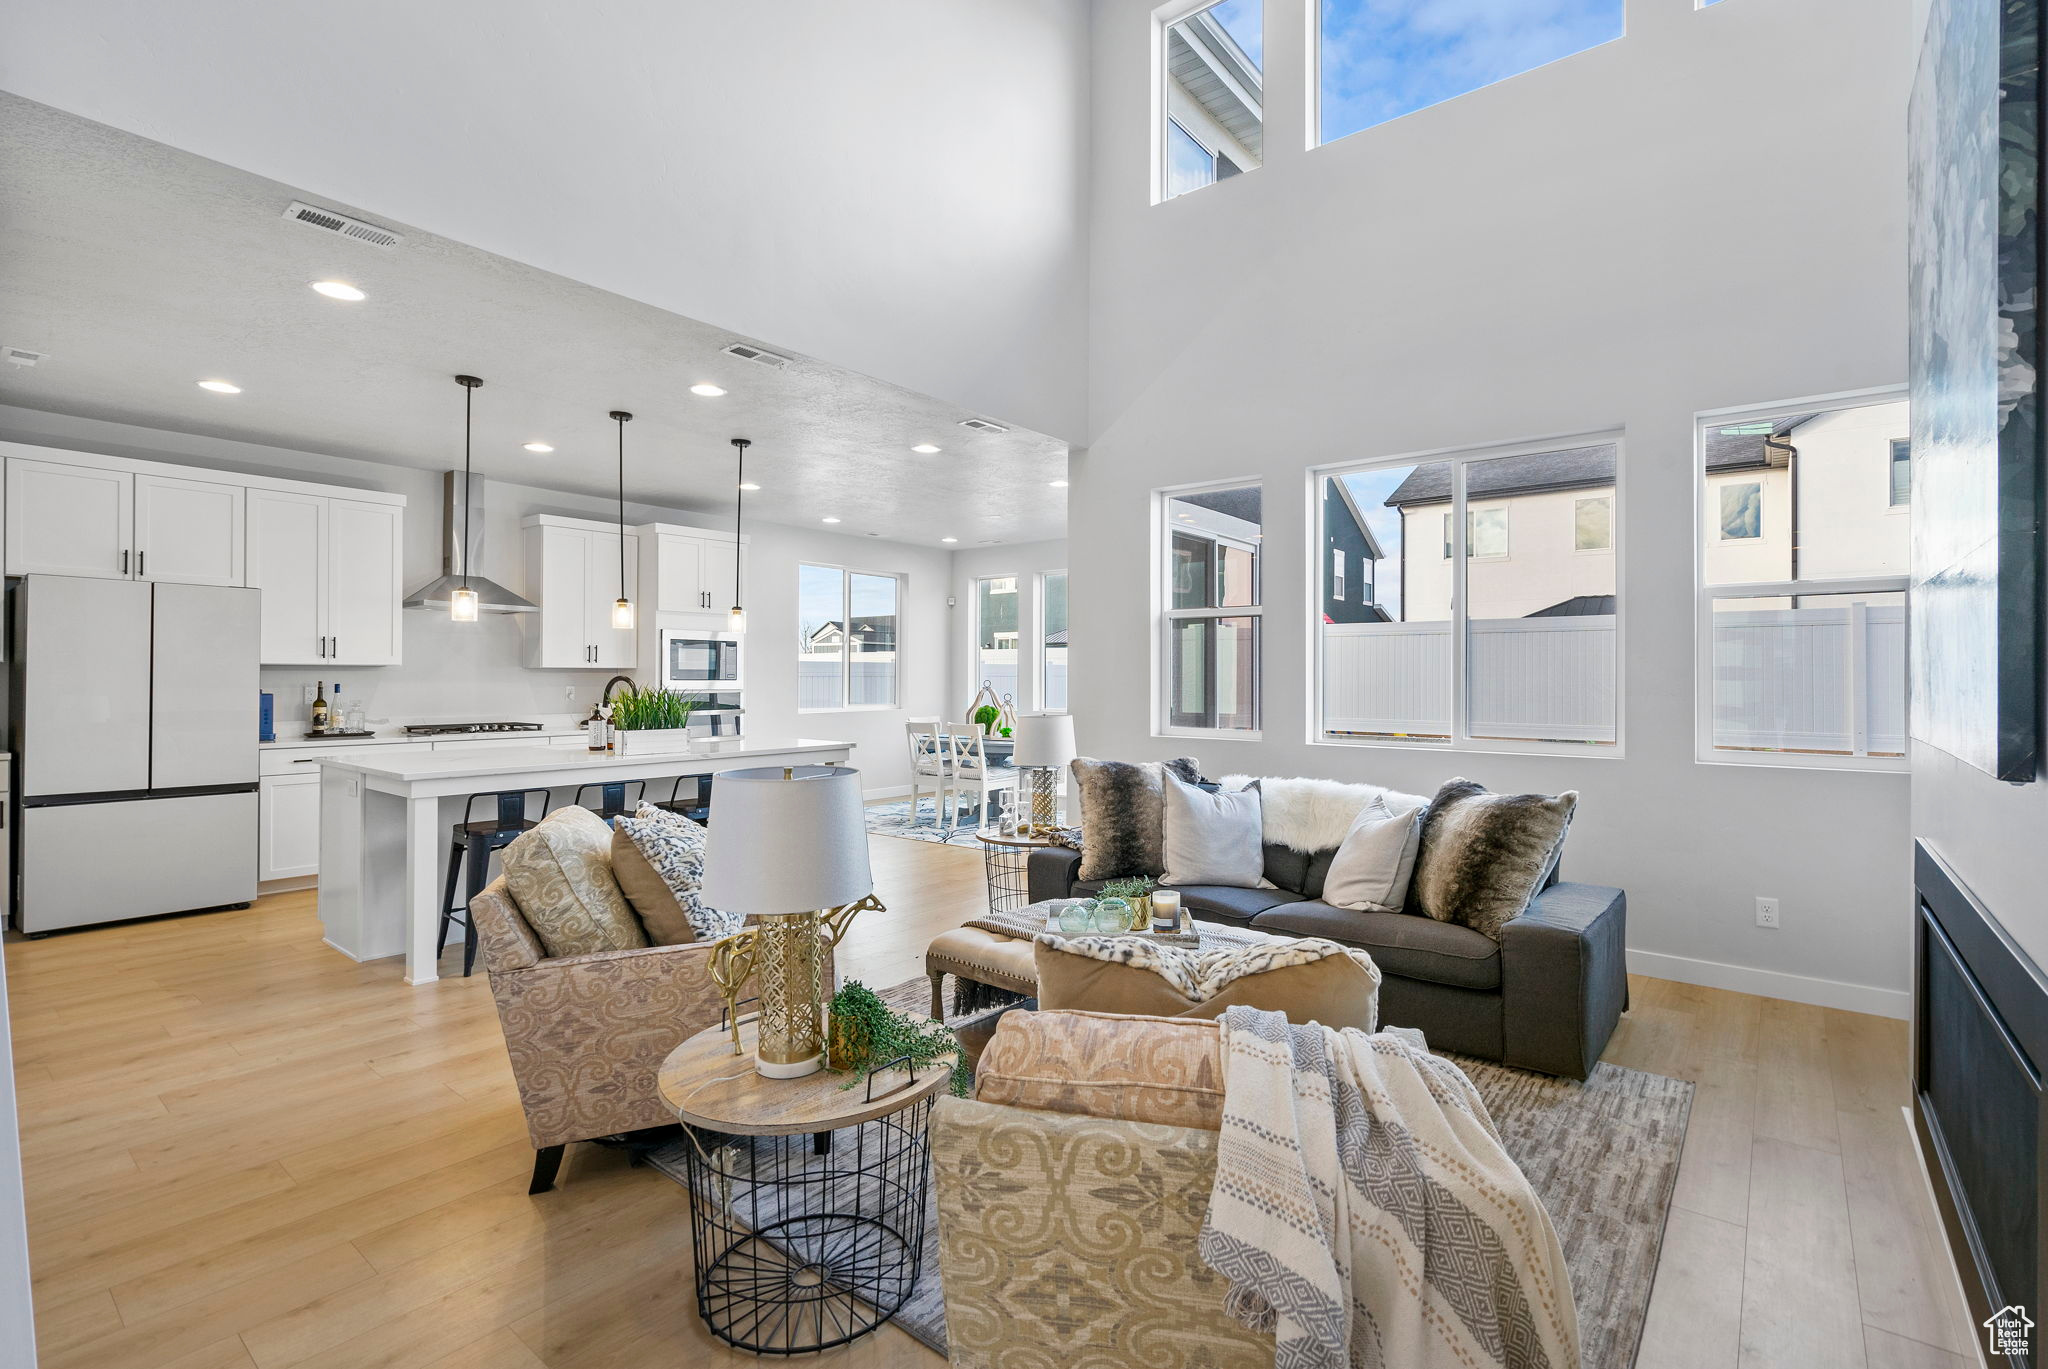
[611,597,636,630]
[728,605,747,632]
[449,586,480,623]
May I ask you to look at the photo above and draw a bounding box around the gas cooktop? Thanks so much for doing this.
[402,721,546,736]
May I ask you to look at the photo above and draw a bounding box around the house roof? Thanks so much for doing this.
[1176,486,1263,526]
[1384,443,1618,507]
[1528,595,1617,618]
[1703,413,1815,472]
[1045,628,1069,646]
[1326,477,1386,560]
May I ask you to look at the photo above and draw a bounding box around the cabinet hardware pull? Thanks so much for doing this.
[138,551,146,577]
[121,549,130,575]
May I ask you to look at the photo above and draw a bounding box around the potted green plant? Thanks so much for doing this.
[607,685,702,757]
[1098,875,1157,928]
[825,980,970,1096]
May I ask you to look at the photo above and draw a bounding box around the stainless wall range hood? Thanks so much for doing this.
[403,471,538,614]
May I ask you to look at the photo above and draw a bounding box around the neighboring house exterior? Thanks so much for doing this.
[804,617,898,653]
[1322,477,1390,623]
[1163,4,1261,199]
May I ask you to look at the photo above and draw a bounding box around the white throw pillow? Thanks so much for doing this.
[1320,796,1426,913]
[1159,774,1266,888]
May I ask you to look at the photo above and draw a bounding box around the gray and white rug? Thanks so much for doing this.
[651,977,1692,1367]
[863,797,999,849]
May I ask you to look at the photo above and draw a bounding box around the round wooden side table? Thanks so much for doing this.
[658,1016,957,1354]
[974,828,1058,914]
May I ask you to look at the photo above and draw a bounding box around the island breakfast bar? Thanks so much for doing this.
[314,738,855,985]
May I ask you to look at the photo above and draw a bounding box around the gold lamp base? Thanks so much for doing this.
[708,895,881,1078]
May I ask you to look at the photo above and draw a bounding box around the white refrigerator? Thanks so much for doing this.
[12,575,259,932]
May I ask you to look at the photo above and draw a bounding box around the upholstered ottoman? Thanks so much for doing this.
[926,927,1040,1019]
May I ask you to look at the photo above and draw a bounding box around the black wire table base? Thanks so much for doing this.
[683,1098,937,1353]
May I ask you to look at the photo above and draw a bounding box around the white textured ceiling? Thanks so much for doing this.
[0,95,1068,547]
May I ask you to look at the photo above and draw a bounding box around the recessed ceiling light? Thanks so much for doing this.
[1049,479,1069,488]
[738,482,761,491]
[690,383,726,397]
[941,536,958,543]
[310,280,365,301]
[911,443,941,454]
[197,379,241,394]
[523,442,554,453]
[822,516,841,524]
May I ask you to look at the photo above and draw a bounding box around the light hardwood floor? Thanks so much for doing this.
[4,834,1973,1369]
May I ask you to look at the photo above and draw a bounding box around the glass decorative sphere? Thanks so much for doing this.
[1057,900,1094,935]
[1089,897,1134,934]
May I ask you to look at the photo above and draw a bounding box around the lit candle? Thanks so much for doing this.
[1150,888,1181,933]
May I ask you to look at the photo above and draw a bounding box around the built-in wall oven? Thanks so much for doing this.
[658,630,742,691]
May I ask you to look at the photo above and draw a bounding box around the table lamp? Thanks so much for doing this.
[1010,712,1076,836]
[700,765,881,1078]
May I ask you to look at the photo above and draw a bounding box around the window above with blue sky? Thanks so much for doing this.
[1317,0,1625,146]
[1162,0,1263,200]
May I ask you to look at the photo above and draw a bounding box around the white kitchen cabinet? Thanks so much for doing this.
[642,524,746,628]
[248,491,403,666]
[258,772,323,881]
[6,459,132,578]
[523,517,639,669]
[655,531,705,613]
[135,473,244,586]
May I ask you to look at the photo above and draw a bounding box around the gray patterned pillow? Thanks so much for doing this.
[613,803,744,941]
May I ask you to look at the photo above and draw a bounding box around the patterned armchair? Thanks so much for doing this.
[470,875,732,1193]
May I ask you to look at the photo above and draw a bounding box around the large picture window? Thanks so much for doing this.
[973,575,1020,709]
[1697,396,1910,768]
[797,564,901,711]
[1161,483,1262,733]
[1316,436,1620,751]
[1160,0,1261,202]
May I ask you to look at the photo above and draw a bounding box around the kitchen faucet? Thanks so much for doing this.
[601,675,636,708]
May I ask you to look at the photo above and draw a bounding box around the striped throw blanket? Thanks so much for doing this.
[1199,1007,1580,1369]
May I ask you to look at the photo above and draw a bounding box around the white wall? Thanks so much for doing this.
[0,0,1091,442]
[0,404,951,793]
[1077,0,1915,1014]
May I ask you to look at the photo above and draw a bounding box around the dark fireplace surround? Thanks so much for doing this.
[1914,841,2046,1368]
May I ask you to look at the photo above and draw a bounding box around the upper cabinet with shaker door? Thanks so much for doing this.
[5,459,245,583]
[522,516,639,669]
[247,491,404,666]
[642,523,746,624]
[135,474,245,586]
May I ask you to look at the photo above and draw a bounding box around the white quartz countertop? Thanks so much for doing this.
[262,726,588,749]
[312,737,855,784]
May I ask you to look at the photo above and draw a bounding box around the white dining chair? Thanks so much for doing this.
[942,723,1019,832]
[905,718,949,826]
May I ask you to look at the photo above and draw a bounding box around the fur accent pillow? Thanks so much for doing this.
[1160,774,1265,888]
[1071,756,1202,881]
[1218,774,1429,853]
[1410,779,1576,939]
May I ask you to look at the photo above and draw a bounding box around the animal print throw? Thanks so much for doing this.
[1030,933,1378,1007]
[1200,1006,1580,1369]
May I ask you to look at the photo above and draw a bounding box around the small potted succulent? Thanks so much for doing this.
[607,685,702,756]
[1097,875,1157,929]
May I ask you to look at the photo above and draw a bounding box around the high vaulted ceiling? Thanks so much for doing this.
[0,95,1069,546]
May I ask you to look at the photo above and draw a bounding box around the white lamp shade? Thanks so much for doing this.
[699,765,873,915]
[1010,712,1077,769]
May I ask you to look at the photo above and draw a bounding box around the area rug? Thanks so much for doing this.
[863,797,993,849]
[650,978,1693,1368]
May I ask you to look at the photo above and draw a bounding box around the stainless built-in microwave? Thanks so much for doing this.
[659,630,742,690]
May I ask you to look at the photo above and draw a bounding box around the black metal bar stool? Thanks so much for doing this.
[573,779,646,822]
[439,788,553,977]
[657,774,711,824]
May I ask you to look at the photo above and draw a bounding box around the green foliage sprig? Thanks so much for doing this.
[972,704,1002,735]
[607,685,702,731]
[1098,875,1157,902]
[826,980,970,1097]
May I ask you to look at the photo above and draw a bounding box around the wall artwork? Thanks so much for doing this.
[1908,0,2043,782]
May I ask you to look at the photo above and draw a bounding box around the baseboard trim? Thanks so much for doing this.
[1626,948,1910,1019]
[863,784,910,801]
[320,936,370,964]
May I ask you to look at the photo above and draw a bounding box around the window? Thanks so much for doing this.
[1332,549,1347,601]
[1719,482,1762,540]
[1041,571,1069,710]
[1160,0,1261,202]
[973,575,1020,709]
[1161,483,1261,732]
[1697,397,1911,768]
[1317,437,1620,751]
[797,564,901,711]
[1317,0,1623,147]
[1890,439,1912,506]
[1574,496,1613,551]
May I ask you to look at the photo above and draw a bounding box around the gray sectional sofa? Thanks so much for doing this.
[1026,841,1628,1079]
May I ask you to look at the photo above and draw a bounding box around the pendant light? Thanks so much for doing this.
[728,437,750,633]
[609,409,635,630]
[449,375,484,622]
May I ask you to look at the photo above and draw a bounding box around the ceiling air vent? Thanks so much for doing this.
[2,346,47,367]
[958,417,1010,434]
[721,342,792,370]
[282,200,404,249]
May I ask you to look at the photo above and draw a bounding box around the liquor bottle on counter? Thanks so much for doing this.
[586,704,608,752]
[310,681,330,734]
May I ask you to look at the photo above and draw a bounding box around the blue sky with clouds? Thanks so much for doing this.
[1318,0,1624,144]
[1209,0,1263,63]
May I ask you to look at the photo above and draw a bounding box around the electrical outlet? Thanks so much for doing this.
[1755,896,1781,929]
[564,685,578,704]
[302,683,317,705]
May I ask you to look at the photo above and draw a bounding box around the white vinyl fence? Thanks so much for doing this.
[798,654,898,710]
[1323,606,1904,755]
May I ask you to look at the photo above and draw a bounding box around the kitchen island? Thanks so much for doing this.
[314,738,855,985]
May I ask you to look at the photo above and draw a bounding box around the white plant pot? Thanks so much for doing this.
[613,728,696,757]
